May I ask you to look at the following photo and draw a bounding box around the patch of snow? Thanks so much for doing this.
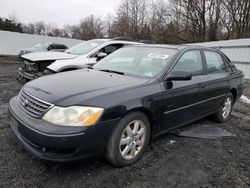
[169,140,176,144]
[240,95,250,104]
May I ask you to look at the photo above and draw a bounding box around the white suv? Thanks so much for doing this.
[18,38,141,81]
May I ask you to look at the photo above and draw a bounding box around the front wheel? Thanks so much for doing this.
[212,93,234,123]
[106,112,150,167]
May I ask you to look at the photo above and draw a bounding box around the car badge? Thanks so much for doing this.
[22,99,29,107]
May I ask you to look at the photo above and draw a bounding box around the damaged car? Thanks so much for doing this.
[18,38,141,82]
[9,45,244,166]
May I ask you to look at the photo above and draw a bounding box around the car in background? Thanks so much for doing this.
[18,42,68,56]
[18,38,141,82]
[9,45,244,166]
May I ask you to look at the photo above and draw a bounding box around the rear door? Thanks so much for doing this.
[161,50,207,132]
[200,50,232,114]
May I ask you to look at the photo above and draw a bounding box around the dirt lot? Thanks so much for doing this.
[0,55,249,188]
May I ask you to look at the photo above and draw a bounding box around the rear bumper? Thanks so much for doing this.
[8,97,118,162]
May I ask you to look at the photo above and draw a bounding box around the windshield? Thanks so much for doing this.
[66,40,106,55]
[93,47,177,78]
[32,42,51,49]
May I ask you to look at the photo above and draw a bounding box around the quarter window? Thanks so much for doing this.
[204,51,225,74]
[172,50,203,76]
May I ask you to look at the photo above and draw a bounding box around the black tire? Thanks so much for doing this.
[212,93,234,123]
[106,111,151,167]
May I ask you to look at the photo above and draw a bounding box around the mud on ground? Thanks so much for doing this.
[0,55,249,188]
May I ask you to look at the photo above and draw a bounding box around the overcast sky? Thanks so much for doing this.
[0,0,122,27]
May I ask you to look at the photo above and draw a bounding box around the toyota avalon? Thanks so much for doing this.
[9,45,244,167]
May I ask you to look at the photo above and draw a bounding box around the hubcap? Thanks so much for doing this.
[119,120,146,160]
[222,97,232,119]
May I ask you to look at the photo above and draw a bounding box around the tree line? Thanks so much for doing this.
[1,0,250,44]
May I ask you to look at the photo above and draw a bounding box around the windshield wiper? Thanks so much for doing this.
[99,69,124,75]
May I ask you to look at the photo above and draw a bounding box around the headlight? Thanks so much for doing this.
[42,106,104,126]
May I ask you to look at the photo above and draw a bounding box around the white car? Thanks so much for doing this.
[18,38,141,82]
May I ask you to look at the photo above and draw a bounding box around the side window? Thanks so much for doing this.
[61,45,68,49]
[92,44,124,58]
[53,44,59,49]
[47,44,53,50]
[204,51,226,74]
[103,44,124,54]
[172,50,203,76]
[50,44,58,50]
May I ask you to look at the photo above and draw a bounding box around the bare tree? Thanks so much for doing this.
[222,0,250,38]
[112,0,149,39]
[1,0,250,43]
[103,14,115,38]
[33,21,46,35]
[76,15,104,40]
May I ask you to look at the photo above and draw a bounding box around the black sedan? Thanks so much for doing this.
[9,45,244,166]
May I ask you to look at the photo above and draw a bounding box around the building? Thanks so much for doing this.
[191,38,250,79]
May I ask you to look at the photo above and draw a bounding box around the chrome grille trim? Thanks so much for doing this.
[17,89,53,118]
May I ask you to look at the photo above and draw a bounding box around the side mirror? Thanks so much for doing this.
[97,52,107,60]
[166,71,192,81]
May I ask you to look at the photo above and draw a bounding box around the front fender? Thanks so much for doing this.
[48,59,85,72]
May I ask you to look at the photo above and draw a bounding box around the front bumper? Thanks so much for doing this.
[17,68,54,83]
[8,97,118,162]
[18,69,37,81]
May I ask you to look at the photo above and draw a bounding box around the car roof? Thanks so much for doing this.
[131,44,217,51]
[89,38,141,45]
[51,43,67,45]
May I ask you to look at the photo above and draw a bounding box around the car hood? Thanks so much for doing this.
[21,51,78,61]
[21,48,44,53]
[23,69,149,106]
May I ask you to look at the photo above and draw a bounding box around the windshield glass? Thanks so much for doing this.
[66,40,106,55]
[32,42,51,49]
[93,47,177,78]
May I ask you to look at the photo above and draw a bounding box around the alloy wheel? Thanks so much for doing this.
[222,97,232,119]
[119,120,146,160]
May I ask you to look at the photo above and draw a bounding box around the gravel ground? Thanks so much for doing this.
[0,55,249,188]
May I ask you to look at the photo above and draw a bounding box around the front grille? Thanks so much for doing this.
[18,90,53,118]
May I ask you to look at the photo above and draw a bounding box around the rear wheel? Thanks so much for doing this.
[106,112,150,167]
[212,93,234,123]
